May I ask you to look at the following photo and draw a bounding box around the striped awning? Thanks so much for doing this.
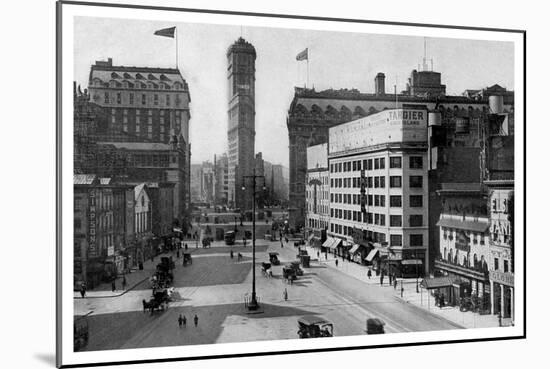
[322,237,334,248]
[366,248,379,262]
[349,244,361,254]
[421,277,453,289]
[328,238,342,249]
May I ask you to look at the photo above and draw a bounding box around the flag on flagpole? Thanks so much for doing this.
[154,26,176,38]
[296,48,308,61]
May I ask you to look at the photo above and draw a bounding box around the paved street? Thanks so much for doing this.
[74,239,461,351]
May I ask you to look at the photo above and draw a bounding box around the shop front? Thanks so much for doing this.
[490,270,514,320]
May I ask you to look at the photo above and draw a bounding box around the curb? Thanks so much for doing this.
[74,276,149,299]
[392,294,465,329]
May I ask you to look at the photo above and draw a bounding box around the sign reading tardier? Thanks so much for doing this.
[489,270,514,287]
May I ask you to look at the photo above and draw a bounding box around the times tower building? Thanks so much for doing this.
[227,37,256,210]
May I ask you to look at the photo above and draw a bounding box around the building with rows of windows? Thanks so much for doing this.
[305,143,330,245]
[327,108,429,276]
[86,58,192,217]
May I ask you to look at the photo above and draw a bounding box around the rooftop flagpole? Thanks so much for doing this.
[175,27,178,69]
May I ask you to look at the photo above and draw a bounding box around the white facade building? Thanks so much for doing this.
[328,109,429,275]
[305,144,330,243]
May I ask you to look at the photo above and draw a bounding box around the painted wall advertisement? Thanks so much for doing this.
[88,189,97,257]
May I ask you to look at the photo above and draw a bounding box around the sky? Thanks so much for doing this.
[74,17,514,165]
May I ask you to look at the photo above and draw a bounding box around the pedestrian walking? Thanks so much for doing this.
[183,315,187,326]
[122,276,127,290]
[80,283,86,298]
[380,272,384,286]
[194,314,198,327]
[393,277,397,289]
[285,237,289,244]
[335,259,339,267]
[283,288,288,301]
[185,243,188,250]
[230,250,234,259]
[367,269,372,279]
[317,251,320,259]
[111,280,116,292]
[178,314,183,328]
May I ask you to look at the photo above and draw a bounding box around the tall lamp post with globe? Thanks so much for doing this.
[241,168,265,311]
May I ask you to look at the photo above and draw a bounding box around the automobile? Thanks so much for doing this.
[74,314,90,351]
[289,261,304,276]
[224,230,236,245]
[297,315,333,338]
[268,252,280,265]
[366,318,385,334]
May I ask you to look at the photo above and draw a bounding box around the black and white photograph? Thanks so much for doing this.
[54,0,526,367]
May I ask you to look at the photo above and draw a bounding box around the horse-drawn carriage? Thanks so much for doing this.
[151,256,175,288]
[289,261,304,276]
[183,253,192,265]
[268,252,280,265]
[282,265,297,283]
[261,262,272,277]
[366,318,385,334]
[143,289,170,313]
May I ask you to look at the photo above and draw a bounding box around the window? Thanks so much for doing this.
[353,161,357,171]
[390,195,402,207]
[410,195,423,207]
[154,94,159,105]
[380,195,385,207]
[367,194,373,206]
[390,215,402,227]
[380,176,385,188]
[117,92,121,104]
[104,92,110,104]
[410,234,423,246]
[390,156,402,168]
[166,94,171,106]
[374,214,380,225]
[494,258,499,271]
[390,234,402,246]
[390,176,402,188]
[129,93,134,105]
[409,176,423,188]
[409,214,423,227]
[374,177,380,188]
[504,260,509,273]
[409,156,423,169]
[374,158,380,169]
[380,158,385,169]
[142,94,146,105]
[374,195,380,207]
[363,160,368,170]
[380,214,385,226]
[367,159,373,170]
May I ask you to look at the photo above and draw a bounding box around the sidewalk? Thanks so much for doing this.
[303,244,508,329]
[74,251,178,299]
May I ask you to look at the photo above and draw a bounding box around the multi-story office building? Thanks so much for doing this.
[86,58,192,217]
[286,69,514,231]
[305,143,330,245]
[74,174,134,288]
[227,38,256,209]
[328,108,430,276]
[214,153,229,206]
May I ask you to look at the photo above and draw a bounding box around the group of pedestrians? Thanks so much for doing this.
[178,314,199,328]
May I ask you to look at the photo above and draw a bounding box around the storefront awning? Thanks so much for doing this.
[341,240,353,248]
[436,218,489,233]
[402,259,423,265]
[421,277,453,289]
[329,238,342,249]
[349,244,361,254]
[366,248,379,262]
[322,237,334,248]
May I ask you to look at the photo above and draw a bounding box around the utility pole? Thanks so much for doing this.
[241,168,265,310]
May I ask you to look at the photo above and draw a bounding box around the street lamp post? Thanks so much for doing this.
[415,253,419,293]
[242,169,265,311]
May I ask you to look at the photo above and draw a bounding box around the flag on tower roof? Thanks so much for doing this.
[154,26,176,38]
[296,48,308,61]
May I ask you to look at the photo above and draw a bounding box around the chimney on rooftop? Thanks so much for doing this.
[375,73,385,96]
